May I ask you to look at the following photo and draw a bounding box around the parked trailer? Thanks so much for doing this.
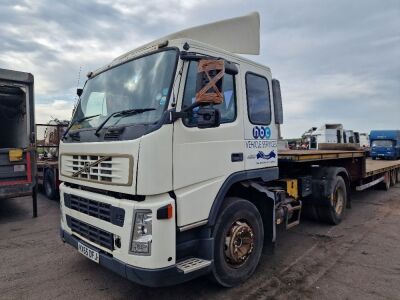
[0,68,37,217]
[279,150,400,223]
[36,123,68,200]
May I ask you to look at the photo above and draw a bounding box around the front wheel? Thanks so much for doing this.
[211,198,264,287]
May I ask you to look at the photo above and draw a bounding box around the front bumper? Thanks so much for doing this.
[60,229,211,287]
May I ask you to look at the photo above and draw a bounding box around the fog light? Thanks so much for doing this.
[130,210,152,255]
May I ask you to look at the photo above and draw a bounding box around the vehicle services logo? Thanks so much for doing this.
[252,126,271,139]
[256,150,276,160]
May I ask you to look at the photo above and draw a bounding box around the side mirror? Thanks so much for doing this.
[76,88,83,97]
[272,79,283,124]
[195,59,225,105]
[197,107,221,129]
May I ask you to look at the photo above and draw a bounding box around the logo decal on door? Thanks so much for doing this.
[252,126,271,139]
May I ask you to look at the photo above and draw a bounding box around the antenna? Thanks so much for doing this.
[73,66,82,115]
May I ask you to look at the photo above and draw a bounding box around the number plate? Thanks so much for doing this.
[78,242,99,263]
[13,165,25,172]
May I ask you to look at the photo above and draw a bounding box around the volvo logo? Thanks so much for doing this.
[72,156,110,177]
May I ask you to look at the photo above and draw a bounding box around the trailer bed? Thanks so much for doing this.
[279,150,400,180]
[278,150,364,162]
[365,159,400,177]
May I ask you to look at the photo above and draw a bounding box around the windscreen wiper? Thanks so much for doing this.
[94,108,156,136]
[62,114,101,140]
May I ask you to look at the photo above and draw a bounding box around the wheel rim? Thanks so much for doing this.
[224,220,255,267]
[332,187,344,215]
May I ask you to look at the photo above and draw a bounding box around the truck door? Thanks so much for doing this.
[241,67,278,170]
[172,59,244,227]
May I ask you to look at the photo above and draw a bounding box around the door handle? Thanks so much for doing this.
[231,153,243,162]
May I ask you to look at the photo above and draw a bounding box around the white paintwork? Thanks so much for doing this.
[59,13,281,272]
[136,125,173,195]
[241,63,278,170]
[118,12,260,58]
[308,124,344,149]
[359,133,370,148]
[60,184,176,269]
[60,154,131,185]
[59,139,140,195]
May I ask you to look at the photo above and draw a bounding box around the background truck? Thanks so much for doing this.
[36,121,68,199]
[370,130,400,160]
[58,13,400,287]
[0,68,37,217]
[302,124,360,150]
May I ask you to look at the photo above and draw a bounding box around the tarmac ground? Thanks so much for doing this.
[0,183,399,300]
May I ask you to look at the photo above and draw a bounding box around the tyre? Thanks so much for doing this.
[317,176,347,225]
[379,172,390,191]
[390,170,396,186]
[372,157,376,160]
[44,169,57,200]
[211,197,264,287]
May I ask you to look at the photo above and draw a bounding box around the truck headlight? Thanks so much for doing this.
[130,210,152,255]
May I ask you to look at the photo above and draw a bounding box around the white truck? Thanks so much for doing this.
[59,13,400,287]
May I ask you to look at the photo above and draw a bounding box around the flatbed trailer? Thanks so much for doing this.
[278,149,400,206]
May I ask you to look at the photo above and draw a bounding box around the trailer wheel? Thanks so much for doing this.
[317,176,347,225]
[211,197,264,287]
[390,170,396,186]
[44,169,57,200]
[379,172,391,191]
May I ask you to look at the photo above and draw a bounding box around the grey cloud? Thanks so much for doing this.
[0,0,399,135]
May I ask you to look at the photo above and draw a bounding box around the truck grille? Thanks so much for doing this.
[64,193,125,227]
[60,154,132,186]
[66,216,114,250]
[72,155,113,182]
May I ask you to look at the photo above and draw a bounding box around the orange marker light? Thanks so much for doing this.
[167,203,173,219]
[157,203,174,220]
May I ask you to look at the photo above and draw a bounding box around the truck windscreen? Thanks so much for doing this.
[71,49,178,130]
[372,140,394,147]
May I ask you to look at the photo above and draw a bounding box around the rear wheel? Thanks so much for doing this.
[44,169,57,200]
[317,176,347,225]
[390,170,396,186]
[211,198,264,287]
[379,172,390,191]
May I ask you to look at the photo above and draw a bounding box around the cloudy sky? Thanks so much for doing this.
[1,0,399,138]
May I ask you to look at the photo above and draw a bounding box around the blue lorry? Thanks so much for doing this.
[370,130,400,160]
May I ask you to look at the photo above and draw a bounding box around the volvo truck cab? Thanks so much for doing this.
[59,12,290,287]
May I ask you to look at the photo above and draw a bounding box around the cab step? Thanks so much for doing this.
[176,258,211,274]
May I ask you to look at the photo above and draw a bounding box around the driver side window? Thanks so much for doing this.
[182,62,237,127]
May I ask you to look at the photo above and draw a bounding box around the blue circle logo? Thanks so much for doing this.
[253,126,271,139]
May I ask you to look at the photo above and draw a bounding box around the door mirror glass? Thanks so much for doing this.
[272,79,283,124]
[196,107,221,129]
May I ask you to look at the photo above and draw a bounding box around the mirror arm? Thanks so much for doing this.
[169,102,202,122]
